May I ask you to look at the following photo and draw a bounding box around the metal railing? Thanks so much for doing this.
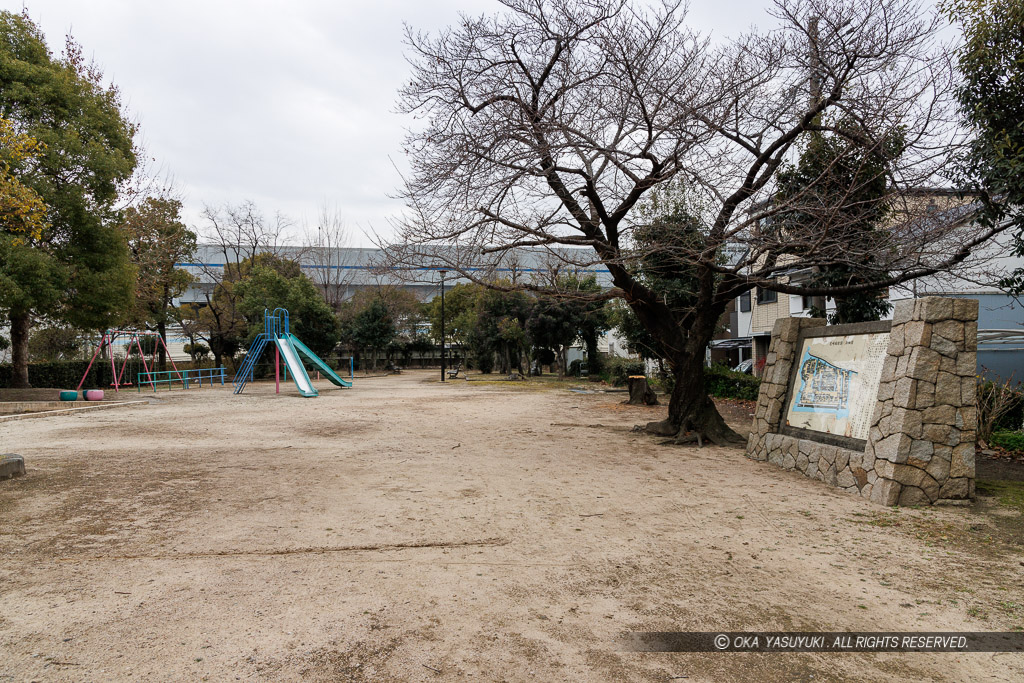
[137,367,227,391]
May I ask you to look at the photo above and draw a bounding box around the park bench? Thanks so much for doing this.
[447,361,462,379]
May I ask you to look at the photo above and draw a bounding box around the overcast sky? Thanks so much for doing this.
[14,0,936,246]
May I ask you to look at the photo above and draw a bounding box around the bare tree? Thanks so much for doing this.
[187,200,296,367]
[302,202,358,310]
[200,200,293,265]
[387,0,1012,445]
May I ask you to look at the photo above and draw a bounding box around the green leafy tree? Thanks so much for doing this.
[0,118,48,242]
[567,275,611,375]
[379,288,429,367]
[183,342,209,362]
[526,275,610,376]
[608,301,662,361]
[235,263,341,359]
[342,297,396,371]
[427,282,532,373]
[197,268,245,369]
[28,326,84,362]
[340,287,426,370]
[943,0,1024,293]
[121,196,197,369]
[526,296,578,375]
[193,201,297,369]
[425,282,481,351]
[0,11,138,387]
[472,287,532,375]
[774,122,902,323]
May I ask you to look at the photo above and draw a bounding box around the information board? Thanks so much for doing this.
[784,331,890,441]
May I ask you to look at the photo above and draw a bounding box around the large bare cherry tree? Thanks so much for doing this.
[388,0,1010,444]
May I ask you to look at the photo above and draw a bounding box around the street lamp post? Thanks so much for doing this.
[439,270,447,382]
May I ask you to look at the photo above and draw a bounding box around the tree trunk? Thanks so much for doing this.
[9,310,31,389]
[625,376,659,405]
[157,319,167,371]
[643,349,744,447]
[584,332,601,375]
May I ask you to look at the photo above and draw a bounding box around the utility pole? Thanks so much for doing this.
[439,270,447,382]
[807,15,828,318]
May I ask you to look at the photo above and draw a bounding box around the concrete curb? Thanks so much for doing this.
[0,400,148,423]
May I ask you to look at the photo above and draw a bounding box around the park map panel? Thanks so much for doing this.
[784,332,890,441]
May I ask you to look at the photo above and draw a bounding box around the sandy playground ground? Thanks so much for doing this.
[1,370,1023,681]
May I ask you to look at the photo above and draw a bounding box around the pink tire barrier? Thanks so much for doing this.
[83,390,104,401]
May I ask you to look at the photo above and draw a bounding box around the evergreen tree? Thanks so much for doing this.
[0,12,138,386]
[774,122,902,323]
[943,0,1024,293]
[121,197,197,369]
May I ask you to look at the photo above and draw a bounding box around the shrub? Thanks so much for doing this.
[475,351,494,374]
[598,359,761,398]
[704,364,761,401]
[184,342,210,360]
[569,358,596,377]
[601,356,646,386]
[990,430,1024,453]
[657,371,675,396]
[977,375,1023,441]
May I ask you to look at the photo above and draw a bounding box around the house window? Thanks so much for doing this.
[739,291,751,312]
[756,287,777,305]
[802,295,813,310]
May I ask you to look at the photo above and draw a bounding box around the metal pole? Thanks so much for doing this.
[439,270,447,382]
[275,344,280,394]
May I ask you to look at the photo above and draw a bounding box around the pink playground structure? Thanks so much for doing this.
[76,329,183,393]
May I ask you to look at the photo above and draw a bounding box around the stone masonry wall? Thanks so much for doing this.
[746,297,978,506]
[747,316,826,455]
[863,297,978,505]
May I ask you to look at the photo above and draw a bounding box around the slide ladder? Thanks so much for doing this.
[233,333,269,394]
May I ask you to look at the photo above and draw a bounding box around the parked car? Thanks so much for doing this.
[732,359,754,374]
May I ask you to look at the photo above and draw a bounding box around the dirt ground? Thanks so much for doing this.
[1,371,1023,681]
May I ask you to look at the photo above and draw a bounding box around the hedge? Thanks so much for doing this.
[0,360,121,389]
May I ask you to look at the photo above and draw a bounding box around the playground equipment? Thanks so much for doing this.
[136,367,227,391]
[77,330,183,393]
[232,308,352,397]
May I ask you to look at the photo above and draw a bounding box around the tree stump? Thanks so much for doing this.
[625,375,659,405]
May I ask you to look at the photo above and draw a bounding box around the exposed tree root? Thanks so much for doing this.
[641,401,745,448]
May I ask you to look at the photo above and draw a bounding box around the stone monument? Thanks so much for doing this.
[746,297,977,505]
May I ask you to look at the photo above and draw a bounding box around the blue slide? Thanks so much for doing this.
[274,336,318,397]
[288,334,353,388]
